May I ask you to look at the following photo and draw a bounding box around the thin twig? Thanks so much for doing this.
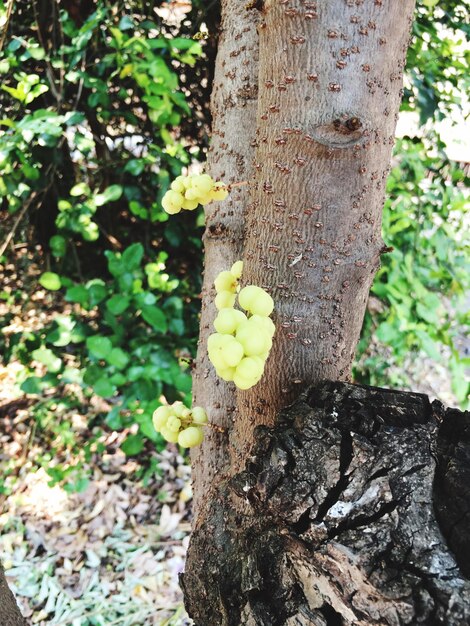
[53,0,65,98]
[0,191,38,258]
[71,241,83,282]
[98,225,123,250]
[0,0,15,53]
[0,155,60,258]
[31,0,63,106]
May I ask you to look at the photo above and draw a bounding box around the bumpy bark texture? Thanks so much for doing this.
[236,0,417,457]
[0,565,27,626]
[191,0,259,506]
[182,382,470,625]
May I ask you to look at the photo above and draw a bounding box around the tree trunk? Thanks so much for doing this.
[181,1,470,623]
[182,381,470,625]
[191,0,259,508]
[0,565,27,626]
[235,0,416,457]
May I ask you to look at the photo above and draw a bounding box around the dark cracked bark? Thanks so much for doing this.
[182,382,470,625]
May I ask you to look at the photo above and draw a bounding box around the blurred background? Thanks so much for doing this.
[0,1,468,624]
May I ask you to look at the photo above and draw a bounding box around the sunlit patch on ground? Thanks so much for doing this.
[1,432,193,625]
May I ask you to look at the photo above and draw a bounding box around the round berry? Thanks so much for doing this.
[230,260,243,279]
[153,405,172,430]
[236,324,271,356]
[191,407,208,425]
[161,426,180,443]
[178,426,204,448]
[215,291,236,310]
[214,271,237,293]
[214,309,247,334]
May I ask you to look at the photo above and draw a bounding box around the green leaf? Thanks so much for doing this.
[451,376,469,406]
[106,295,130,315]
[416,302,438,324]
[27,45,46,60]
[121,434,144,456]
[83,364,102,386]
[124,159,145,176]
[137,415,159,443]
[21,376,49,394]
[135,292,156,307]
[106,407,123,430]
[127,366,144,381]
[106,347,129,370]
[66,285,89,307]
[95,184,123,206]
[129,201,148,219]
[32,347,62,373]
[118,272,134,292]
[415,330,442,361]
[50,235,67,257]
[133,378,158,401]
[109,372,126,386]
[105,251,125,277]
[86,336,112,359]
[87,280,107,306]
[141,306,167,332]
[118,15,134,31]
[93,377,115,398]
[39,272,61,291]
[61,368,83,384]
[47,316,78,347]
[376,322,399,344]
[70,182,91,197]
[65,477,90,494]
[169,318,184,336]
[174,371,191,393]
[122,243,144,270]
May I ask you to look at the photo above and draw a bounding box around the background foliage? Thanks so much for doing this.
[355,0,469,405]
[0,0,468,494]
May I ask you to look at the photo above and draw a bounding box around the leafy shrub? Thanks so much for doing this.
[355,139,469,406]
[0,2,205,487]
[12,242,197,458]
[354,2,469,408]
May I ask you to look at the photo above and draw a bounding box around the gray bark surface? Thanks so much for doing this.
[191,0,259,507]
[236,0,417,457]
[0,565,28,625]
[182,382,470,625]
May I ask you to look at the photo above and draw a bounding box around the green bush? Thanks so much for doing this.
[355,1,469,407]
[20,242,196,451]
[355,138,469,406]
[0,2,207,488]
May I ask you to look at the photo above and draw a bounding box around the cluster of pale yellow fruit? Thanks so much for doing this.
[152,402,208,448]
[162,174,228,214]
[208,262,275,390]
[157,176,276,449]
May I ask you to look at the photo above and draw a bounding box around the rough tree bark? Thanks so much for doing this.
[183,382,470,625]
[0,565,27,626]
[191,0,259,507]
[236,0,416,457]
[181,1,470,624]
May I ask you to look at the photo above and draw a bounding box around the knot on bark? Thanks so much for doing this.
[310,114,366,149]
